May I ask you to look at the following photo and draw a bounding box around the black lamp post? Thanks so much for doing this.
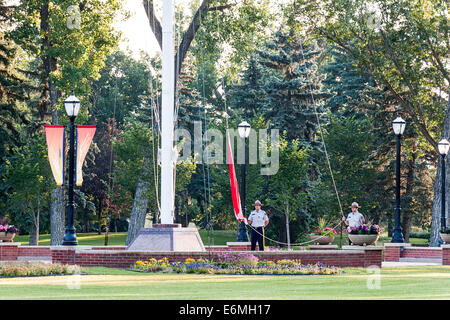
[62,92,80,246]
[237,121,251,242]
[438,139,449,233]
[391,115,406,243]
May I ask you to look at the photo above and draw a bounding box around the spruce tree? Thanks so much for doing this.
[0,2,29,160]
[229,54,268,119]
[256,29,328,145]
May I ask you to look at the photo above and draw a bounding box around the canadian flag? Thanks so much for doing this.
[226,132,248,225]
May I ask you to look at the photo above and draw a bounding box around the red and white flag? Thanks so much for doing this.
[75,125,96,186]
[226,132,248,225]
[44,125,65,186]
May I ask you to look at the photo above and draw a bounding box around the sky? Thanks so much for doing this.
[114,0,194,59]
[114,0,160,58]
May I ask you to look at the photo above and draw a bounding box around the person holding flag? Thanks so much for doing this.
[248,200,269,251]
[342,202,366,244]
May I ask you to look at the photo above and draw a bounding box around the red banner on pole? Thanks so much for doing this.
[226,132,248,225]
[44,125,65,186]
[75,125,96,186]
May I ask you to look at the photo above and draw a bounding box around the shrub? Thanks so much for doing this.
[0,262,73,277]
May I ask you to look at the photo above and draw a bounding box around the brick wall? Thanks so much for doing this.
[442,245,450,265]
[49,246,383,268]
[364,248,383,267]
[51,247,76,265]
[384,243,411,261]
[18,246,51,257]
[0,242,383,268]
[91,246,126,251]
[308,245,338,251]
[0,243,19,261]
[384,243,444,262]
[402,247,442,259]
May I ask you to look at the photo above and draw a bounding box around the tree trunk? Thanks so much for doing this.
[50,187,65,245]
[126,159,151,245]
[278,216,286,247]
[104,224,109,246]
[97,198,103,234]
[285,200,291,250]
[402,137,417,243]
[430,99,450,246]
[41,0,65,246]
[29,201,39,246]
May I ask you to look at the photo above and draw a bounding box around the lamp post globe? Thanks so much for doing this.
[392,116,406,136]
[237,121,251,242]
[391,115,405,243]
[439,139,449,235]
[64,93,81,117]
[438,139,450,156]
[238,121,251,139]
[62,92,80,246]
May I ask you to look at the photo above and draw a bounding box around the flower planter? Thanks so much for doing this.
[310,234,334,245]
[440,233,450,244]
[0,232,16,242]
[348,234,379,246]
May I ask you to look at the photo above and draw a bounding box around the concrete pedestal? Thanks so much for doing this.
[126,224,205,252]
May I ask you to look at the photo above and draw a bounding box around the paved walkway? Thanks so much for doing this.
[382,261,441,267]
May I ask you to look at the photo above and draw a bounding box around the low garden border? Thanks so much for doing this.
[1,242,384,268]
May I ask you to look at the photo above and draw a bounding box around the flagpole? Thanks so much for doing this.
[160,0,175,224]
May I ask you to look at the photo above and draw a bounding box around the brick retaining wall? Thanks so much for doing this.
[49,246,382,268]
[384,243,444,262]
[0,243,19,261]
[402,247,442,259]
[443,245,450,265]
[384,243,410,262]
[0,242,383,268]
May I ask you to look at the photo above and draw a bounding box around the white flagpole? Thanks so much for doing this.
[160,0,175,224]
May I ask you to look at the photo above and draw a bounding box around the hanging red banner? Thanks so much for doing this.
[75,125,96,186]
[44,125,65,186]
[226,132,248,225]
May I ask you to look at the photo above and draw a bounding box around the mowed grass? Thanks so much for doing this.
[0,266,449,300]
[15,230,238,246]
[14,230,429,247]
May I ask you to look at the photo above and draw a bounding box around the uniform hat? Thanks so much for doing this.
[349,202,361,208]
[253,200,262,206]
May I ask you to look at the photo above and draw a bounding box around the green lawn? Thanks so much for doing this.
[14,230,237,246]
[15,230,429,247]
[0,266,449,300]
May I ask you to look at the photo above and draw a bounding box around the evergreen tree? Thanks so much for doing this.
[322,46,383,118]
[229,54,268,119]
[0,2,29,160]
[256,29,329,145]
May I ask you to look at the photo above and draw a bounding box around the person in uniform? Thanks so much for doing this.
[248,200,269,251]
[342,202,366,244]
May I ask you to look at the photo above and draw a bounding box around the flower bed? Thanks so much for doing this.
[132,253,341,275]
[347,224,382,235]
[0,262,75,277]
[309,218,337,245]
[0,225,19,233]
[0,225,19,242]
[347,224,382,246]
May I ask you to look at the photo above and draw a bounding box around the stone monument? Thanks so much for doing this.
[126,224,205,252]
